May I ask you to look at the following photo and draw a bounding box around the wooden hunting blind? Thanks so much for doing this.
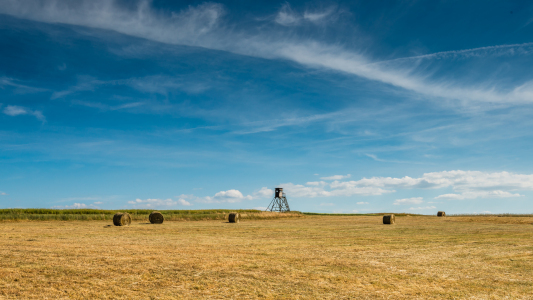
[266,188,291,212]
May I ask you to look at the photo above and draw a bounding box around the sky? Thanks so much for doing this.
[1,0,533,214]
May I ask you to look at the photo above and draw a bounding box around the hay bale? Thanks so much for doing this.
[113,212,131,226]
[437,211,446,217]
[149,211,164,224]
[228,212,240,223]
[383,214,395,224]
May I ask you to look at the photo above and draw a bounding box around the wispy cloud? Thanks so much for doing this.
[2,0,532,106]
[52,202,100,209]
[365,154,414,164]
[52,75,209,100]
[321,174,351,180]
[72,100,145,111]
[393,197,423,205]
[274,3,337,26]
[3,105,45,122]
[303,7,337,23]
[0,77,48,93]
[127,197,193,208]
[0,191,7,196]
[435,190,522,200]
[374,42,533,65]
[409,206,436,210]
[197,189,253,203]
[306,181,327,186]
[274,3,299,26]
[280,182,392,197]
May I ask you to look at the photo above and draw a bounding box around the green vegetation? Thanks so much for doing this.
[0,209,303,221]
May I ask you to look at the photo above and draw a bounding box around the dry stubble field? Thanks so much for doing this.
[1,215,533,299]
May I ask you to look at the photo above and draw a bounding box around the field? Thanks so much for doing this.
[1,214,533,299]
[0,209,303,221]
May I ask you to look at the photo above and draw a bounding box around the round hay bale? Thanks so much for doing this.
[437,211,446,217]
[228,212,240,223]
[113,212,131,226]
[149,211,164,224]
[383,214,395,224]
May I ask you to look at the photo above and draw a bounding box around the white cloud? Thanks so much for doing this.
[128,198,179,208]
[126,195,193,208]
[53,75,209,101]
[379,42,533,64]
[61,196,101,201]
[253,206,267,210]
[274,4,337,26]
[321,174,351,180]
[275,3,299,26]
[214,189,252,201]
[280,182,393,197]
[365,154,412,164]
[3,105,26,116]
[320,202,334,206]
[3,105,45,122]
[409,206,437,210]
[178,199,192,206]
[198,189,253,203]
[333,170,533,194]
[435,190,522,200]
[0,192,6,196]
[356,202,369,205]
[0,76,48,93]
[1,1,530,105]
[93,201,103,204]
[303,7,336,22]
[306,181,327,186]
[52,203,100,209]
[277,170,533,201]
[393,197,423,205]
[253,187,273,198]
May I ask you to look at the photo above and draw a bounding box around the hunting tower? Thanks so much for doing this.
[266,188,291,212]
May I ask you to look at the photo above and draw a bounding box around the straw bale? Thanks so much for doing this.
[149,211,164,224]
[383,214,395,224]
[113,212,131,226]
[437,211,446,217]
[228,212,240,223]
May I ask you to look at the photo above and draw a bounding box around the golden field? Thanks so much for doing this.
[1,215,533,299]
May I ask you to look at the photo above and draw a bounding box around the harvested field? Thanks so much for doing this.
[1,215,533,299]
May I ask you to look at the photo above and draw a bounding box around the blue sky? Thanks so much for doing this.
[1,0,533,214]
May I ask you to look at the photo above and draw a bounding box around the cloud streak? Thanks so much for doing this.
[1,0,532,106]
[320,174,351,180]
[3,105,45,122]
[274,3,337,26]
